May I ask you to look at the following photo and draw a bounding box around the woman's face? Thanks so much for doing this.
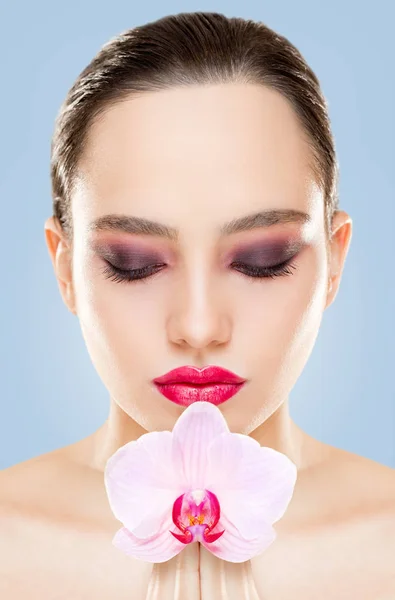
[68,83,331,434]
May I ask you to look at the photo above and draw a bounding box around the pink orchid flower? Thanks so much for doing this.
[104,401,297,563]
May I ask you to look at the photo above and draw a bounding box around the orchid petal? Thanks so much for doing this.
[104,431,185,534]
[112,515,185,563]
[171,401,229,489]
[200,510,277,563]
[205,431,297,532]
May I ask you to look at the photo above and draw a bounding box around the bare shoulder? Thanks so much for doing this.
[327,444,395,510]
[1,450,57,510]
[0,447,77,517]
[0,443,116,565]
[0,451,151,599]
[0,450,69,595]
[294,433,395,548]
[328,447,395,586]
[0,444,111,526]
[318,443,395,563]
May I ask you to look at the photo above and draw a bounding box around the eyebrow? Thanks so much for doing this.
[89,209,311,242]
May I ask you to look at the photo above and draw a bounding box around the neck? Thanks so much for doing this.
[248,399,309,468]
[80,396,317,474]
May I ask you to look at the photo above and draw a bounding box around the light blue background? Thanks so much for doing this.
[1,1,393,470]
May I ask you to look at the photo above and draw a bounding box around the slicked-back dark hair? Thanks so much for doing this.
[50,11,339,246]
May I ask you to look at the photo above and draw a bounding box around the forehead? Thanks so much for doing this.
[74,83,320,237]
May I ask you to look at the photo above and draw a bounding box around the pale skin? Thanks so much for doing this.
[1,83,395,599]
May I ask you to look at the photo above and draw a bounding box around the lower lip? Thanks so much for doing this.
[154,382,246,406]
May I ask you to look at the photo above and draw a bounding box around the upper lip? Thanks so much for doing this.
[153,365,246,385]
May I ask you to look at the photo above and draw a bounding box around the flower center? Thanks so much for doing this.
[170,488,225,544]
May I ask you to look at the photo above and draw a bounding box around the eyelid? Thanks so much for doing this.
[97,247,164,269]
[226,240,303,266]
[95,238,304,270]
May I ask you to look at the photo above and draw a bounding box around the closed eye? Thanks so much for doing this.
[100,257,298,285]
[230,258,298,280]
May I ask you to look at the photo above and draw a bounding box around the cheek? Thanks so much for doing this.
[238,245,328,367]
[74,255,161,372]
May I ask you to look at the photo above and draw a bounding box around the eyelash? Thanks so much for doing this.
[101,257,298,285]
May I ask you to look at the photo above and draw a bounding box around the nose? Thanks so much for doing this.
[166,272,232,350]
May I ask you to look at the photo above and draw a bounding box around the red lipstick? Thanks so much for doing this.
[153,365,247,406]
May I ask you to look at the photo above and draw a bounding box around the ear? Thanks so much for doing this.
[325,210,353,309]
[44,216,76,315]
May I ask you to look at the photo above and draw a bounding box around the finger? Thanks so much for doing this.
[199,544,227,599]
[174,541,200,600]
[242,560,261,600]
[145,541,200,600]
[200,544,261,600]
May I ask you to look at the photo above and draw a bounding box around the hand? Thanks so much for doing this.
[145,541,200,600]
[199,544,261,600]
